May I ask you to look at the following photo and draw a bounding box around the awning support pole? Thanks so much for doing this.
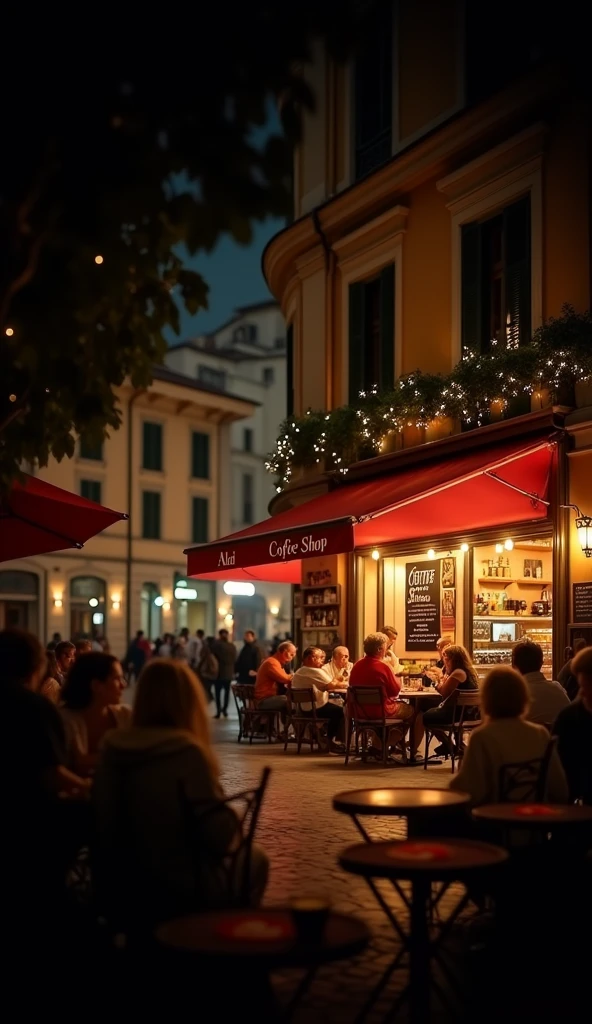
[483,471,550,508]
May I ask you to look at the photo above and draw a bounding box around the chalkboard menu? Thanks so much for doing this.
[405,560,441,650]
[573,582,592,623]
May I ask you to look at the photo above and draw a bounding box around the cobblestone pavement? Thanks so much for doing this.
[212,709,472,1023]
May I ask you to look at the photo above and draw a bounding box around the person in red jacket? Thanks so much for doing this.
[349,632,413,757]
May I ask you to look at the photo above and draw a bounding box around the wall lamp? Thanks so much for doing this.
[562,504,592,558]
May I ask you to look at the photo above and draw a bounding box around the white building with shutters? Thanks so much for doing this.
[0,368,256,656]
[165,299,293,644]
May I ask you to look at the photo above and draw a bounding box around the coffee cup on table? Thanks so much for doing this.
[289,897,330,943]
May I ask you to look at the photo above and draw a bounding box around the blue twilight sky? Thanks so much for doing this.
[170,102,285,341]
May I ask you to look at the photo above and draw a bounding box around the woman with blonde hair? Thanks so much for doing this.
[450,667,568,806]
[93,659,268,932]
[422,644,479,758]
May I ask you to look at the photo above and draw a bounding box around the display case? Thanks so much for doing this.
[472,537,553,678]
[300,584,341,651]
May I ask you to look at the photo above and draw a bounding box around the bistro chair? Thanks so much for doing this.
[346,687,408,767]
[284,686,328,754]
[451,691,482,767]
[498,737,557,803]
[423,691,460,773]
[231,684,280,744]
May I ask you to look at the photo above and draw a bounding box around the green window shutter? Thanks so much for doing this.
[504,195,531,349]
[348,281,366,403]
[191,432,210,479]
[80,480,102,504]
[142,422,162,471]
[192,497,209,543]
[461,222,483,355]
[379,263,395,390]
[142,492,161,539]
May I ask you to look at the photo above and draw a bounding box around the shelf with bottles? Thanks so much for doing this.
[477,578,553,587]
[302,607,340,629]
[473,614,553,622]
[301,584,341,607]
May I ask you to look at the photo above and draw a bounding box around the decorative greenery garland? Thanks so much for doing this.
[266,305,592,490]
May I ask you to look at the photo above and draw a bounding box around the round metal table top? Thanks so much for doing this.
[333,787,470,816]
[155,909,370,966]
[340,837,508,880]
[472,802,592,827]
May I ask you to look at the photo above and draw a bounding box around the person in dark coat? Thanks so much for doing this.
[235,630,265,685]
[211,629,237,719]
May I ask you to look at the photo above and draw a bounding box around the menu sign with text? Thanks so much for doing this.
[405,560,441,651]
[574,582,592,623]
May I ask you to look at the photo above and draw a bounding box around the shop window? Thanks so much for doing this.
[472,536,553,679]
[286,323,294,416]
[79,437,103,461]
[0,571,38,595]
[348,264,395,401]
[141,582,162,640]
[142,422,163,471]
[353,0,393,179]
[142,491,161,539]
[192,496,209,544]
[242,473,254,524]
[70,576,106,639]
[80,479,102,504]
[191,431,210,479]
[243,428,253,453]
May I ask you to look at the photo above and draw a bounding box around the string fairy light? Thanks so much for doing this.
[265,317,592,491]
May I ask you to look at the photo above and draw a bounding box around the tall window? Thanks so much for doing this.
[79,437,103,461]
[242,474,254,524]
[141,582,161,640]
[263,367,275,386]
[142,422,162,471]
[243,428,253,452]
[354,1,393,179]
[142,491,161,539]
[80,479,102,504]
[192,496,209,544]
[461,196,531,356]
[191,431,210,479]
[348,264,395,401]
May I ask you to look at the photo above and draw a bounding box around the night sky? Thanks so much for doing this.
[171,102,285,341]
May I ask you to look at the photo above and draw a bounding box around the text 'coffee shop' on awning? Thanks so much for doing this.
[185,409,592,678]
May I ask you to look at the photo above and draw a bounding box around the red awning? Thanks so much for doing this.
[185,438,554,583]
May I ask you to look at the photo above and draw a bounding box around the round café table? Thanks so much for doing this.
[155,907,369,1019]
[339,837,508,1024]
[333,787,470,842]
[472,802,592,828]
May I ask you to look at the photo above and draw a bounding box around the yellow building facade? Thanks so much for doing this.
[0,368,255,656]
[260,0,592,672]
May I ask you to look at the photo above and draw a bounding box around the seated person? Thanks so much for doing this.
[291,646,346,751]
[423,644,479,758]
[94,659,268,932]
[512,639,569,727]
[349,632,413,757]
[253,641,296,713]
[554,645,592,805]
[558,638,589,701]
[450,666,568,806]
[323,645,353,684]
[435,636,453,671]
[381,626,401,675]
[60,653,131,776]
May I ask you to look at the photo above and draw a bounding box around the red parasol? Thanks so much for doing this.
[0,475,128,562]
